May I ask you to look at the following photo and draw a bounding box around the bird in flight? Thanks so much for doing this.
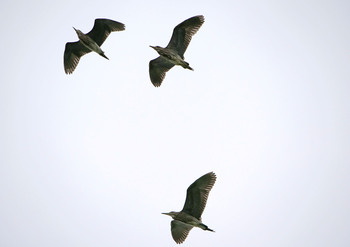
[162,172,216,244]
[64,18,125,74]
[149,15,205,87]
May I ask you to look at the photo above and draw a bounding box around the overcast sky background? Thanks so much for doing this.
[1,0,350,246]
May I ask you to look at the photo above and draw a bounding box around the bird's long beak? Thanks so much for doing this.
[162,212,171,216]
[149,45,155,49]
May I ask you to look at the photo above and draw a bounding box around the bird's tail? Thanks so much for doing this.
[199,223,215,232]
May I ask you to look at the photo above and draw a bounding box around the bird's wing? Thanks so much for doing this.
[182,172,216,220]
[166,15,204,58]
[87,18,125,46]
[171,220,193,244]
[149,56,174,87]
[64,41,91,74]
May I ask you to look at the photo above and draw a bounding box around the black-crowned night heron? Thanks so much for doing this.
[162,172,216,244]
[64,18,125,74]
[149,15,205,87]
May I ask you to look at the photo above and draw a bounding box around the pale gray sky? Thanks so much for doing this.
[1,0,350,246]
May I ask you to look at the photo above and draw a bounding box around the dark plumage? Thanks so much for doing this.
[162,172,216,244]
[149,15,205,87]
[64,18,125,74]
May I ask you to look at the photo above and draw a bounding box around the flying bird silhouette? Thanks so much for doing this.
[149,15,205,87]
[162,172,216,244]
[64,18,125,74]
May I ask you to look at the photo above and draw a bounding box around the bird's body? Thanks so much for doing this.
[150,46,193,70]
[165,211,214,231]
[64,18,125,74]
[73,28,108,59]
[162,172,216,244]
[149,15,205,87]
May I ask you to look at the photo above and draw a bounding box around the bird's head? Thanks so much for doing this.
[73,27,84,38]
[149,45,163,52]
[162,211,178,219]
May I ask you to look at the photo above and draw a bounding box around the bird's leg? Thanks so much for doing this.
[199,223,215,232]
[180,61,193,71]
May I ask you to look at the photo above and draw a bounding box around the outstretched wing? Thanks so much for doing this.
[149,56,174,87]
[87,18,125,46]
[171,220,193,244]
[64,41,91,74]
[166,15,205,57]
[181,172,216,220]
